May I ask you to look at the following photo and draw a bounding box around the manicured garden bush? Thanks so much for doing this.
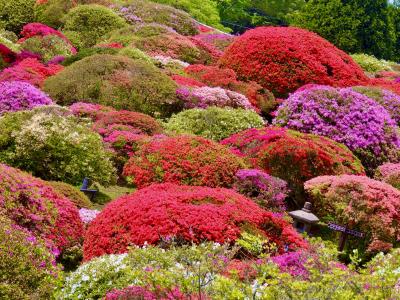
[62,4,127,48]
[274,85,400,173]
[0,107,116,185]
[165,107,263,141]
[33,0,75,28]
[19,22,74,46]
[192,33,235,51]
[0,216,62,300]
[0,0,36,32]
[374,163,400,190]
[84,183,306,260]
[350,53,393,73]
[123,135,247,188]
[43,54,181,118]
[49,181,93,209]
[221,127,365,204]
[233,169,289,212]
[70,102,115,121]
[219,27,368,97]
[0,81,53,115]
[0,163,83,255]
[305,175,400,254]
[61,47,119,66]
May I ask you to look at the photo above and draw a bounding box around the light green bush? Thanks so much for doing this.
[351,53,394,73]
[0,0,36,33]
[49,181,93,209]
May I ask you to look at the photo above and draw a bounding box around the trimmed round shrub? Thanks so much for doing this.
[374,163,400,190]
[274,85,400,173]
[221,127,365,204]
[118,47,153,63]
[305,175,400,254]
[0,216,62,300]
[49,181,93,209]
[0,107,116,185]
[0,163,83,254]
[350,53,393,73]
[61,47,119,66]
[123,135,247,188]
[165,107,264,141]
[0,0,36,32]
[0,81,53,115]
[219,27,368,97]
[33,0,75,28]
[43,54,181,118]
[18,23,75,47]
[84,183,306,260]
[63,4,127,48]
[116,0,199,36]
[70,102,115,120]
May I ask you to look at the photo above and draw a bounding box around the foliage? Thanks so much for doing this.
[274,85,400,173]
[33,0,75,28]
[0,81,53,115]
[83,183,306,260]
[0,216,62,300]
[374,162,400,190]
[61,47,119,66]
[118,47,153,63]
[351,53,394,73]
[49,181,93,209]
[0,0,36,32]
[70,101,115,121]
[165,107,263,141]
[221,127,365,205]
[44,54,181,118]
[233,169,288,212]
[63,4,127,48]
[305,175,400,254]
[0,107,116,185]
[219,26,368,97]
[123,135,247,188]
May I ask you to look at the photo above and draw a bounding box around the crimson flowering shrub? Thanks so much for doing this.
[274,85,400,173]
[189,36,222,64]
[0,57,63,87]
[0,81,53,114]
[123,135,247,188]
[219,27,368,97]
[233,169,288,212]
[0,163,83,256]
[70,102,116,121]
[374,163,400,190]
[221,127,365,204]
[171,74,205,87]
[83,183,306,260]
[305,175,400,254]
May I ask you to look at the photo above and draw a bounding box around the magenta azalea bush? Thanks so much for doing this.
[375,163,400,190]
[274,85,400,173]
[0,81,53,114]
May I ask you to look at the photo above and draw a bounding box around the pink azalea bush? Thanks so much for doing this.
[0,81,53,114]
[79,208,100,225]
[70,102,116,121]
[374,163,400,189]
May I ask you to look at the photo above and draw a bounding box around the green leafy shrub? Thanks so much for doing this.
[0,106,116,185]
[165,107,264,141]
[62,47,119,66]
[34,0,74,28]
[351,53,393,73]
[44,54,181,118]
[63,4,127,48]
[118,47,153,63]
[0,0,36,32]
[49,181,93,209]
[0,216,62,300]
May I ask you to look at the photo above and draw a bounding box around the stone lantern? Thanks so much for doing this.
[289,202,319,234]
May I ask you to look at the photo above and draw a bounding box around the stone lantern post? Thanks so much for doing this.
[289,202,319,234]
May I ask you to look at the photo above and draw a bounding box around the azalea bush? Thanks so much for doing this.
[0,216,62,300]
[0,107,116,185]
[350,53,393,73]
[221,127,365,204]
[374,163,400,190]
[70,102,115,121]
[0,81,53,115]
[79,208,100,225]
[165,107,264,141]
[305,175,400,254]
[49,181,93,209]
[123,135,247,188]
[274,85,400,173]
[84,183,306,260]
[44,54,181,118]
[219,27,368,97]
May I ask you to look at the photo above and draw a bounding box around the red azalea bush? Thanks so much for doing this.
[83,183,306,260]
[70,102,116,121]
[305,175,400,253]
[171,74,205,87]
[123,135,247,188]
[0,163,83,255]
[219,27,368,97]
[0,58,63,87]
[221,127,365,204]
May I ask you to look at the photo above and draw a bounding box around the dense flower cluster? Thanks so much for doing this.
[274,85,400,172]
[79,208,100,225]
[222,127,365,202]
[220,27,368,97]
[233,169,288,212]
[271,251,308,279]
[19,23,75,49]
[171,74,205,87]
[84,183,306,260]
[0,81,53,114]
[0,163,83,255]
[374,163,400,190]
[305,175,400,253]
[70,102,116,120]
[123,135,247,188]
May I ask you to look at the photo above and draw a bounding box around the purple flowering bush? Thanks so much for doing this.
[233,169,288,212]
[274,85,400,173]
[177,86,254,110]
[0,81,53,115]
[271,251,308,279]
[79,208,100,225]
[375,163,400,190]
